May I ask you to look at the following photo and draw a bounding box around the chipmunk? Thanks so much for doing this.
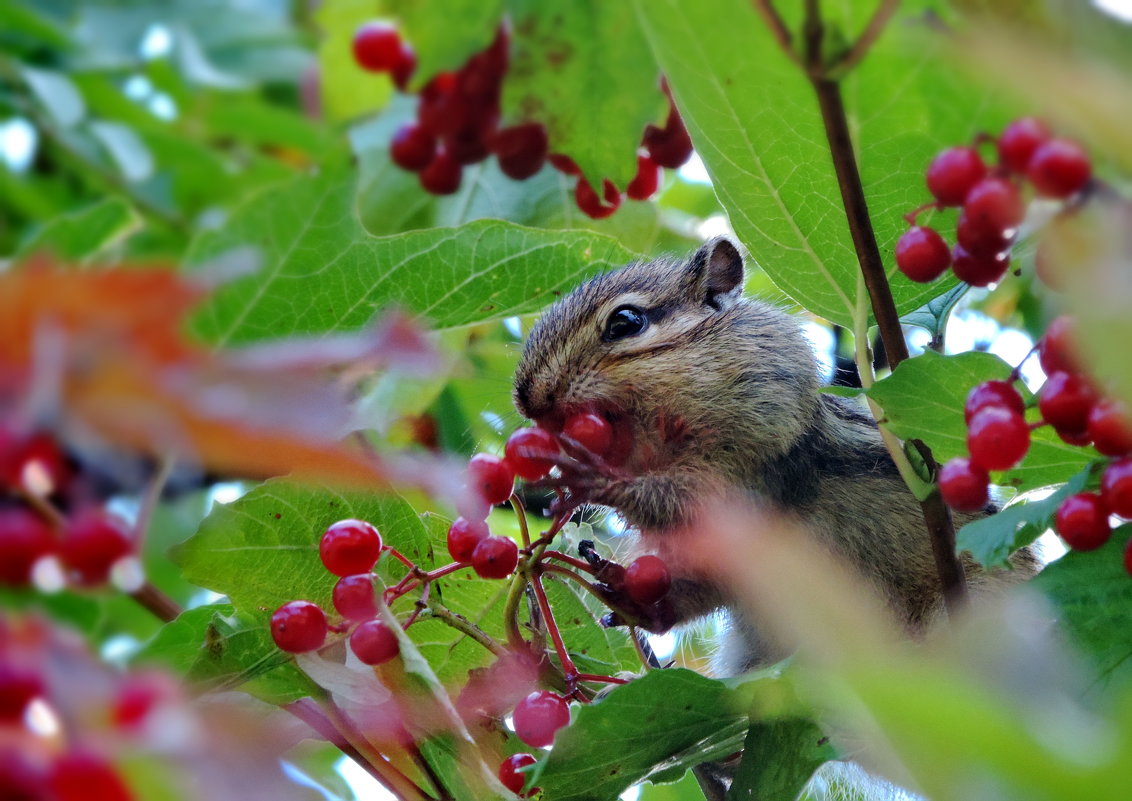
[513,237,1038,675]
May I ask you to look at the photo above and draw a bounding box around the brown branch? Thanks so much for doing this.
[130,581,183,622]
[808,60,967,610]
[830,0,900,76]
[751,0,800,67]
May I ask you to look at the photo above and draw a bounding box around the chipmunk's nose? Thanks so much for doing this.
[513,377,556,422]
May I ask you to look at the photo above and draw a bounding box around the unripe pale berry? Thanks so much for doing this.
[512,690,570,747]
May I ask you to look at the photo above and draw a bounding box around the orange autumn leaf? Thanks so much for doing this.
[0,261,438,488]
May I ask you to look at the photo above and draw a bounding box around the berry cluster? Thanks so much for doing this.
[0,427,138,592]
[352,23,692,217]
[896,117,1093,287]
[939,316,1132,571]
[271,518,403,665]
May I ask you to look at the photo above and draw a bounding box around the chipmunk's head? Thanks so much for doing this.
[513,238,818,469]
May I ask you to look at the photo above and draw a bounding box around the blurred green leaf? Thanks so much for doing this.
[902,282,970,341]
[1033,524,1132,692]
[16,197,141,262]
[88,120,155,182]
[22,65,86,126]
[382,0,503,90]
[314,0,395,121]
[728,718,832,801]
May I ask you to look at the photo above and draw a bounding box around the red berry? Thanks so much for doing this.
[0,507,54,586]
[1027,138,1091,198]
[1038,316,1079,376]
[997,117,1051,173]
[625,555,672,605]
[967,406,1031,471]
[419,149,462,195]
[925,147,987,206]
[471,536,518,579]
[0,664,44,723]
[446,129,492,166]
[391,44,417,90]
[548,153,581,175]
[447,517,489,563]
[0,747,44,801]
[963,177,1025,233]
[895,226,951,282]
[271,600,327,653]
[964,380,1025,424]
[492,124,548,180]
[333,574,378,621]
[575,178,621,219]
[49,751,133,801]
[468,454,516,505]
[951,244,1010,287]
[1055,492,1111,551]
[1101,458,1132,518]
[504,427,559,481]
[626,155,661,200]
[1088,400,1132,457]
[563,413,613,456]
[352,23,404,73]
[956,209,1014,257]
[1038,371,1098,436]
[320,519,383,577]
[643,107,693,168]
[0,430,70,493]
[499,753,538,796]
[350,619,401,665]
[390,124,436,172]
[512,690,570,748]
[938,457,990,512]
[60,510,133,586]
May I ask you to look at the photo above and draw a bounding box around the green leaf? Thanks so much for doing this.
[173,480,431,613]
[503,0,664,189]
[314,0,395,121]
[186,166,638,344]
[867,350,1091,493]
[22,65,86,126]
[532,669,765,801]
[957,468,1091,568]
[16,197,141,262]
[87,120,154,182]
[727,718,832,801]
[137,603,321,705]
[1032,524,1132,691]
[901,282,970,341]
[382,0,503,91]
[634,0,1016,327]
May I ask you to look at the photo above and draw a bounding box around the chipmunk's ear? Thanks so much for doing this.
[685,237,745,310]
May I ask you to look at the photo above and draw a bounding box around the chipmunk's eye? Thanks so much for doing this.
[603,305,648,341]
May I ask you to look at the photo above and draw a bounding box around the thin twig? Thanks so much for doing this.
[423,601,509,658]
[750,0,800,67]
[829,0,900,76]
[130,582,183,622]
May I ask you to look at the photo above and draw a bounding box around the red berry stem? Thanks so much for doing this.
[574,673,629,685]
[383,561,469,604]
[400,583,430,630]
[381,545,417,570]
[901,200,943,227]
[529,571,582,697]
[509,493,532,549]
[539,563,646,638]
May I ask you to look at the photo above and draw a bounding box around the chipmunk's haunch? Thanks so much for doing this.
[514,237,1037,674]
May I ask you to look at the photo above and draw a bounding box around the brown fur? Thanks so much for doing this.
[514,238,1038,675]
